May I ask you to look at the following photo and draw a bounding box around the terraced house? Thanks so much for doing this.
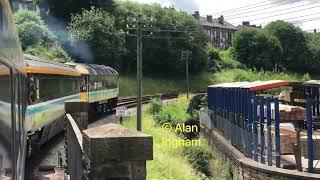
[193,11,237,49]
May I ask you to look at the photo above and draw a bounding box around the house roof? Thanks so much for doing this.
[199,16,237,30]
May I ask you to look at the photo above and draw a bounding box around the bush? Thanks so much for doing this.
[187,94,207,120]
[153,96,190,127]
[25,43,72,63]
[182,146,213,176]
[148,98,163,115]
[302,73,311,81]
[14,10,55,49]
[207,46,241,72]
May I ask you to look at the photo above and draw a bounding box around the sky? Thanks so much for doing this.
[132,0,320,31]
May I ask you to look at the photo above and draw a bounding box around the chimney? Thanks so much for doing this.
[242,21,250,26]
[193,11,200,20]
[207,15,213,23]
[218,15,224,24]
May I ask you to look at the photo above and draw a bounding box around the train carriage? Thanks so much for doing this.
[0,0,28,179]
[24,54,81,148]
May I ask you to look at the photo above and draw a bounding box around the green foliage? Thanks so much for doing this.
[153,96,190,127]
[14,10,55,49]
[305,33,320,72]
[302,73,311,81]
[232,28,283,70]
[182,145,213,176]
[207,45,241,72]
[148,98,163,115]
[69,7,126,68]
[112,1,208,74]
[188,94,208,112]
[264,20,309,71]
[25,43,72,63]
[38,0,114,22]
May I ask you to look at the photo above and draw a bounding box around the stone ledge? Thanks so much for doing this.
[83,123,153,166]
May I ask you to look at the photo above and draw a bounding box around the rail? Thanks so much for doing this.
[117,93,179,108]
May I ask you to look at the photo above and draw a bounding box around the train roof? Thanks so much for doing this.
[24,54,81,77]
[66,62,118,76]
[208,80,288,91]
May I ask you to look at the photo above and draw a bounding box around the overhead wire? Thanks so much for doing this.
[231,4,320,24]
[226,1,317,20]
[212,0,271,15]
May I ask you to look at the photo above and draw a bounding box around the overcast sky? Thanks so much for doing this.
[132,0,320,31]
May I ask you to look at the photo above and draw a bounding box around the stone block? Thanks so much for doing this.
[83,123,153,166]
[65,101,89,130]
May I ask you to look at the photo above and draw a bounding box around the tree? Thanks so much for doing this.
[14,10,71,62]
[304,33,320,72]
[68,7,126,68]
[264,20,309,71]
[232,28,283,70]
[110,1,208,75]
[14,10,55,49]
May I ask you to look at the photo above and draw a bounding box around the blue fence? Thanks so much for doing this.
[206,85,317,172]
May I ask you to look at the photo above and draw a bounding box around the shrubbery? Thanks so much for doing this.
[150,95,190,127]
[182,146,213,176]
[25,43,71,63]
[207,45,241,72]
[148,98,163,115]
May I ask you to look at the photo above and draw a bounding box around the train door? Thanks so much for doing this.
[80,75,89,101]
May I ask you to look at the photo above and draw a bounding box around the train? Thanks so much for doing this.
[24,54,119,154]
[0,0,28,179]
[0,1,120,178]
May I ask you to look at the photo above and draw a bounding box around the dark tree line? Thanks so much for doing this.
[233,20,320,73]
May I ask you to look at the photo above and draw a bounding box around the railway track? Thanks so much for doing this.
[117,93,179,108]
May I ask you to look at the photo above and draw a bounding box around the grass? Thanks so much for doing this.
[119,69,304,96]
[122,114,202,180]
[122,95,232,179]
[119,72,212,96]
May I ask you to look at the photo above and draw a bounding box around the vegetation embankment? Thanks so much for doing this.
[122,96,233,179]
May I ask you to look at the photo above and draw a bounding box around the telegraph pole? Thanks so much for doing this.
[182,50,192,99]
[137,15,143,132]
[126,16,193,130]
